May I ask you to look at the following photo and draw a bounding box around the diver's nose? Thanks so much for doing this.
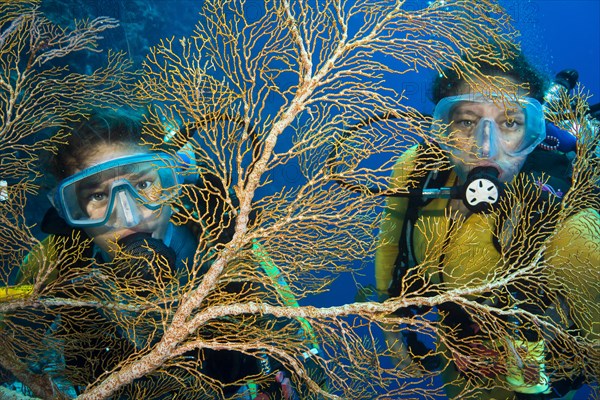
[105,190,142,229]
[477,119,497,158]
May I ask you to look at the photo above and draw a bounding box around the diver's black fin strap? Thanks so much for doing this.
[386,143,451,373]
[388,200,418,299]
[388,143,451,298]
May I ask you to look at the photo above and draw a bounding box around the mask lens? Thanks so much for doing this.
[56,154,180,227]
[432,94,545,157]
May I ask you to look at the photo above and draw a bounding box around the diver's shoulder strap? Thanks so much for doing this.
[521,148,572,176]
[41,207,77,236]
[492,148,575,256]
[520,148,573,196]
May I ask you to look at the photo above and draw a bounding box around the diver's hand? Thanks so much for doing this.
[276,371,300,400]
[383,329,416,372]
[453,342,502,378]
[254,371,300,400]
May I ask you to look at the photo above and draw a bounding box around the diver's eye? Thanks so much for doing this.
[455,119,476,129]
[88,192,107,202]
[136,180,154,191]
[501,119,523,131]
[459,120,473,127]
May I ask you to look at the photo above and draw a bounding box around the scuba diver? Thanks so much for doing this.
[372,53,599,399]
[6,108,324,399]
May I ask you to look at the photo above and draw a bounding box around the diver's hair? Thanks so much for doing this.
[431,51,549,103]
[51,108,147,180]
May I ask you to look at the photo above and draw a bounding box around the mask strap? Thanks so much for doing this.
[176,144,198,184]
[162,222,174,247]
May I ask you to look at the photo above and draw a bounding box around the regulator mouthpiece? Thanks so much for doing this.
[461,167,504,214]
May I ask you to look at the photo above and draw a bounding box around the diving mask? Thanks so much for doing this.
[50,153,184,228]
[432,93,546,158]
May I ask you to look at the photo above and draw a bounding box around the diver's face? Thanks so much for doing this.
[76,143,172,256]
[447,83,529,183]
